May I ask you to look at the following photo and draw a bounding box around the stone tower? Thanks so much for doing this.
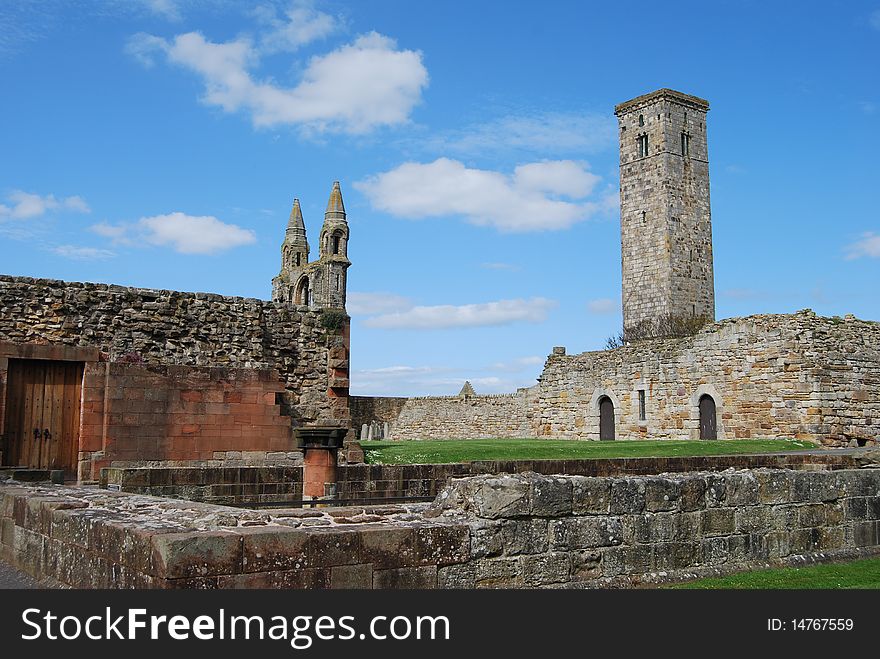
[271,181,350,309]
[615,89,714,339]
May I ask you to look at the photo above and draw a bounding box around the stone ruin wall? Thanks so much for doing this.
[0,275,351,478]
[3,464,879,588]
[539,312,880,446]
[0,274,348,425]
[360,389,541,440]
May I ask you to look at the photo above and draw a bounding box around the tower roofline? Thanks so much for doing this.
[614,88,709,116]
[324,180,346,221]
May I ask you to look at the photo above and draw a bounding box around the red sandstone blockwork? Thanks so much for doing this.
[79,363,293,480]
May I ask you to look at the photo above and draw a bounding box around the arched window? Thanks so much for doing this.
[699,394,717,440]
[598,396,615,440]
[332,234,341,255]
[295,277,310,306]
[295,253,301,266]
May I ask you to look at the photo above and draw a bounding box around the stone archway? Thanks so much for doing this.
[295,277,310,305]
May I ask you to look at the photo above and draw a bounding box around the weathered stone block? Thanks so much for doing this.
[306,528,362,567]
[373,565,437,589]
[735,506,773,533]
[470,476,531,519]
[724,472,759,506]
[151,531,242,579]
[644,478,681,512]
[358,526,417,568]
[569,550,601,581]
[609,479,646,514]
[331,563,373,589]
[518,552,570,587]
[414,525,470,566]
[473,558,520,588]
[571,477,611,514]
[530,476,572,517]
[601,545,651,577]
[651,541,700,571]
[468,519,502,559]
[793,471,844,503]
[549,516,622,549]
[240,526,308,573]
[700,508,735,537]
[438,563,476,589]
[499,519,548,556]
[757,470,793,504]
[677,475,708,511]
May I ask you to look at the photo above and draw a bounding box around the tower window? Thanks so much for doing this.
[295,253,301,266]
[638,114,644,126]
[637,134,649,158]
[681,132,690,156]
[332,235,341,255]
[638,390,646,421]
[335,274,339,291]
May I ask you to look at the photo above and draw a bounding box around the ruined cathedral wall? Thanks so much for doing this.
[0,275,346,426]
[538,312,880,446]
[386,388,541,440]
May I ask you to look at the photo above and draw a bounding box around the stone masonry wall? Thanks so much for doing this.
[77,362,296,481]
[349,396,408,439]
[3,464,879,588]
[539,312,880,446]
[0,275,350,428]
[388,388,540,440]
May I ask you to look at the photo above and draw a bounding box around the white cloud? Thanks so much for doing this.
[143,0,181,21]
[428,112,616,157]
[51,245,116,261]
[363,297,557,330]
[252,1,339,53]
[347,291,414,316]
[356,158,612,232]
[846,232,880,259]
[128,28,428,133]
[587,298,617,314]
[91,213,256,254]
[0,190,90,220]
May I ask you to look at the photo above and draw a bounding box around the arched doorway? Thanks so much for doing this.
[599,396,615,440]
[699,394,717,440]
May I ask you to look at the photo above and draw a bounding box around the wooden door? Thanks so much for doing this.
[599,396,615,440]
[699,394,717,440]
[3,359,83,476]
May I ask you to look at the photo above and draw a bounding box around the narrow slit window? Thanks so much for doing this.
[681,132,690,156]
[637,134,649,158]
[638,114,644,126]
[638,390,646,421]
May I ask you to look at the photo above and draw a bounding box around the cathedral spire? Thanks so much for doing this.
[324,181,346,221]
[285,198,308,246]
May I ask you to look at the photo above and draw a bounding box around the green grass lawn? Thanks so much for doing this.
[359,438,817,465]
[668,557,880,589]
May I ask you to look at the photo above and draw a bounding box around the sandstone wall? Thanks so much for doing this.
[3,465,879,588]
[0,274,350,430]
[76,362,298,481]
[539,312,880,446]
[388,388,540,440]
[349,396,408,439]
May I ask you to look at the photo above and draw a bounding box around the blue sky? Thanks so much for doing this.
[1,0,878,396]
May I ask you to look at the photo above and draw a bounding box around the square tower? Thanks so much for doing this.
[615,89,714,339]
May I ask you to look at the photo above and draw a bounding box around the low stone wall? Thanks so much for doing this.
[102,453,861,508]
[4,463,879,589]
[349,396,408,439]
